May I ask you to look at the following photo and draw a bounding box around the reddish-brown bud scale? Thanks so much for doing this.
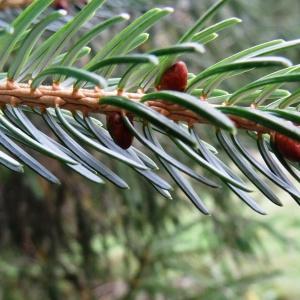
[106,112,134,149]
[156,61,188,92]
[274,132,300,161]
[53,0,69,10]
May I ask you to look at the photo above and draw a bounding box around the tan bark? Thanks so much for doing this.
[0,80,270,133]
[0,0,32,9]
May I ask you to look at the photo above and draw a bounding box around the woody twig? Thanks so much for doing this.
[0,80,270,134]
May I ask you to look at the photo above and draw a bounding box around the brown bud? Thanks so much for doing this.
[274,132,300,161]
[156,61,188,92]
[53,0,69,10]
[106,112,134,149]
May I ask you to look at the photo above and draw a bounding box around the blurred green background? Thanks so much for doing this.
[1,0,300,299]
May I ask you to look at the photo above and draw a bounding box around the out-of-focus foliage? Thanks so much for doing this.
[0,1,300,300]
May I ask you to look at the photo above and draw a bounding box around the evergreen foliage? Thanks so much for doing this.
[0,0,299,216]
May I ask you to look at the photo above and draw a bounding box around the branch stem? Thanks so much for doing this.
[0,81,270,134]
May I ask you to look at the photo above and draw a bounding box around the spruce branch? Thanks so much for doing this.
[0,80,275,135]
[0,0,299,214]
